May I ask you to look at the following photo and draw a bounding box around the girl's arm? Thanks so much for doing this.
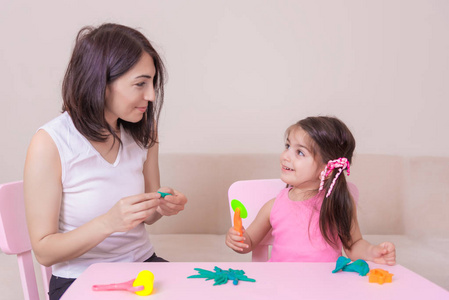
[143,142,187,225]
[24,130,160,267]
[225,198,274,253]
[344,198,396,265]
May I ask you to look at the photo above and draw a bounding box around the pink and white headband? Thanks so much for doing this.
[319,157,350,198]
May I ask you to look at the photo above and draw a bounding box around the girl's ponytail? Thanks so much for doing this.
[319,159,353,250]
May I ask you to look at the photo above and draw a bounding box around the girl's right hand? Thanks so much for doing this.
[102,193,161,233]
[225,226,249,252]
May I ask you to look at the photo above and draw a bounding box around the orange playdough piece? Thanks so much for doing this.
[368,268,394,284]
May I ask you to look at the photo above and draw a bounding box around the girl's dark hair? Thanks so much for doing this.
[62,23,166,148]
[293,116,356,250]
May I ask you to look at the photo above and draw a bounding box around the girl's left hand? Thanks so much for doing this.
[371,242,396,265]
[156,187,187,216]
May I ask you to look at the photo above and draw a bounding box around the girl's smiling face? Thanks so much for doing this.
[104,52,156,128]
[280,126,325,193]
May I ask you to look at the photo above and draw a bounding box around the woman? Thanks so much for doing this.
[24,23,187,299]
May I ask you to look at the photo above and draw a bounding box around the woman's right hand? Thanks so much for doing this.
[102,192,161,233]
[225,226,249,252]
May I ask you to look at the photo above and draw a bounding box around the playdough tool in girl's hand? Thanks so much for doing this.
[231,199,248,235]
[92,270,154,296]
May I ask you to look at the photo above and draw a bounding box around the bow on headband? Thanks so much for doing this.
[319,158,350,198]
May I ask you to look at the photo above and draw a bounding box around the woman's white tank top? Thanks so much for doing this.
[39,112,153,278]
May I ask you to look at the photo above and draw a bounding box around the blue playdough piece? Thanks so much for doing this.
[158,191,171,198]
[342,259,370,276]
[332,256,370,276]
[332,256,352,273]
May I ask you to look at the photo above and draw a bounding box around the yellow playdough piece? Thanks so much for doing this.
[133,270,155,296]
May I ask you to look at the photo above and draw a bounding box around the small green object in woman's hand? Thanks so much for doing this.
[158,191,172,198]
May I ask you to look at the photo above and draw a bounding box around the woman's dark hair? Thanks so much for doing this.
[62,23,166,148]
[291,116,356,250]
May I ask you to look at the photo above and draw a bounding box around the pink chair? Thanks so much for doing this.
[228,179,286,262]
[0,181,51,300]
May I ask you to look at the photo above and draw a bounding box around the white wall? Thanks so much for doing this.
[1,0,448,183]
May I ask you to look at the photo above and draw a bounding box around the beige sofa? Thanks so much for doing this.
[1,153,448,299]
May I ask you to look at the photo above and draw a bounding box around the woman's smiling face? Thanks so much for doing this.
[104,52,156,128]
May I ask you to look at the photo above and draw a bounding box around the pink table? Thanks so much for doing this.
[61,262,449,299]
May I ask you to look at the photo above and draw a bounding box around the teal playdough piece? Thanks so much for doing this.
[343,259,369,276]
[332,256,370,276]
[332,256,352,273]
[158,191,172,198]
[231,199,248,219]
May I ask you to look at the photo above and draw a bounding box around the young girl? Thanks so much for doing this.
[225,116,396,264]
[24,23,187,299]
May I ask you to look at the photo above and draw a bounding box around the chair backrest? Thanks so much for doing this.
[0,181,51,300]
[228,179,286,262]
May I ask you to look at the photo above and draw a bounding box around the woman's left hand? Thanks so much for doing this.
[156,187,187,216]
[371,242,396,265]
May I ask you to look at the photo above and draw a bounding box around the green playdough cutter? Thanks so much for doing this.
[231,199,248,219]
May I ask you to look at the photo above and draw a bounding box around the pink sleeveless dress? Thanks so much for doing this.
[269,184,358,262]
